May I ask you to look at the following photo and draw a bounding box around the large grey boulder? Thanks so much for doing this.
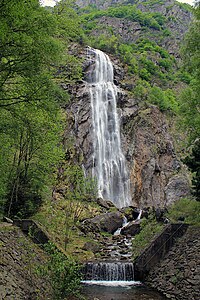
[121,220,141,236]
[79,211,123,234]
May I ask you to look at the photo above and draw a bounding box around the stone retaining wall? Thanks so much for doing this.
[0,227,52,299]
[145,226,200,300]
[134,223,189,281]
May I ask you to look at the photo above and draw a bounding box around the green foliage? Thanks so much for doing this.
[1,100,64,218]
[133,79,151,101]
[139,68,151,81]
[132,214,163,259]
[0,0,84,218]
[180,6,200,144]
[176,71,192,84]
[0,0,65,106]
[56,54,83,85]
[81,4,165,30]
[59,163,97,202]
[36,242,83,300]
[147,86,178,112]
[158,58,172,70]
[34,162,98,252]
[166,198,200,225]
[175,1,193,12]
[90,34,119,54]
[141,0,165,7]
[53,0,85,43]
[178,84,200,143]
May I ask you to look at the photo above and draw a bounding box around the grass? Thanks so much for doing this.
[33,196,103,262]
[132,215,164,259]
[166,197,200,226]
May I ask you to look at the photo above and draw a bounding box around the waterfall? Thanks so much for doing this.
[83,262,134,281]
[87,47,131,208]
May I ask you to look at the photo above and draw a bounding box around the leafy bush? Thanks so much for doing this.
[133,79,151,101]
[90,34,119,53]
[147,86,178,112]
[158,58,172,70]
[184,140,200,200]
[176,71,192,84]
[139,68,151,81]
[36,242,83,300]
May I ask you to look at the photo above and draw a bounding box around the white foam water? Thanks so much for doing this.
[82,280,141,287]
[87,47,131,208]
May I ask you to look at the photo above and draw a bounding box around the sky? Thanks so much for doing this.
[41,0,195,7]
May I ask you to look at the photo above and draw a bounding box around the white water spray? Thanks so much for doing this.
[88,48,131,208]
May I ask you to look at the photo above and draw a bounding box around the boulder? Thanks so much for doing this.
[79,211,124,234]
[120,206,141,221]
[96,197,116,209]
[121,220,141,236]
[82,241,100,253]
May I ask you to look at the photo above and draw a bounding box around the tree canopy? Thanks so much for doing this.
[0,0,83,217]
[180,2,200,199]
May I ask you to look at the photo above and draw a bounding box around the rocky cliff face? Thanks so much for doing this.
[122,103,189,207]
[76,0,192,59]
[65,46,190,208]
[63,0,192,209]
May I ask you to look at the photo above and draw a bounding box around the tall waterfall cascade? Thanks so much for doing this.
[87,47,131,208]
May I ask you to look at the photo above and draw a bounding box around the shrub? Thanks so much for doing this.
[166,198,200,225]
[36,242,83,300]
[147,86,178,112]
[132,214,163,259]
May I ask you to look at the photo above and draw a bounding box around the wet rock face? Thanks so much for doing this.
[120,220,141,236]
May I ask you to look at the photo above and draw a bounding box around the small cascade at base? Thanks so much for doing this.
[83,261,139,285]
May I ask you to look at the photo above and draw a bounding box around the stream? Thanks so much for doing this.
[81,282,167,300]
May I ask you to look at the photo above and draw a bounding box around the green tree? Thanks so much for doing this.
[36,242,82,300]
[180,2,200,143]
[0,0,67,217]
[180,2,200,199]
[53,0,84,43]
[0,0,64,107]
[2,101,64,218]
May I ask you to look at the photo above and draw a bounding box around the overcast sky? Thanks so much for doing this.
[41,0,195,7]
